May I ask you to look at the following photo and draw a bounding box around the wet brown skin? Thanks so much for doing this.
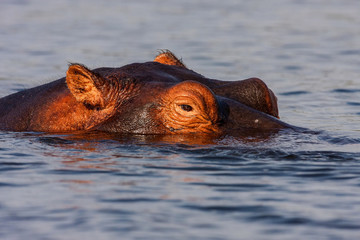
[0,50,292,135]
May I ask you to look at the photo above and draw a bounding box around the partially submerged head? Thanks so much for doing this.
[65,50,288,136]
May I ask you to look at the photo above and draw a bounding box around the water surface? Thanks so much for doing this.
[0,0,360,239]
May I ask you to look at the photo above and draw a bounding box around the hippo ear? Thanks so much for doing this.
[66,64,105,108]
[154,50,187,68]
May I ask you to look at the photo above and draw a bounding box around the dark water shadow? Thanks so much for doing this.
[23,125,360,152]
[34,127,287,150]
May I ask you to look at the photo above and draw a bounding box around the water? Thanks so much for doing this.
[1,0,360,239]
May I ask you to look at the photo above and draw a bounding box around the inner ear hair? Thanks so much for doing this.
[66,64,105,108]
[154,50,187,68]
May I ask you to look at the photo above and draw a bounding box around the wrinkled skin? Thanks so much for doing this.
[0,50,292,135]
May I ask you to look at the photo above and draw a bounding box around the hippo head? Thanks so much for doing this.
[65,50,287,135]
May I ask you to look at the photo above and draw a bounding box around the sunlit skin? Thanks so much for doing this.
[0,50,291,135]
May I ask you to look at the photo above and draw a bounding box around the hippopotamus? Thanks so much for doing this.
[0,50,292,135]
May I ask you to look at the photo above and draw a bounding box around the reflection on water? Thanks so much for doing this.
[1,0,360,239]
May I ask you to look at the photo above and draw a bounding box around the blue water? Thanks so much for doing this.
[1,0,360,239]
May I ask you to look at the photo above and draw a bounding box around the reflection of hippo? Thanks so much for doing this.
[0,50,292,135]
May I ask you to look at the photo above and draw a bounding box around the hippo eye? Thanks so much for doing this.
[180,104,193,112]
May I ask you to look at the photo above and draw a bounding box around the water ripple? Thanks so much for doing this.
[332,89,360,93]
[339,49,360,55]
[100,197,161,203]
[182,204,272,213]
[279,91,310,96]
[347,101,360,106]
[0,182,28,187]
